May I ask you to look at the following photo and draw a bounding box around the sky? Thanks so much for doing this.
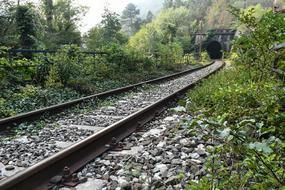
[74,0,163,34]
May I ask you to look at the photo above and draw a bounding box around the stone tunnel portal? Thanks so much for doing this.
[206,41,223,59]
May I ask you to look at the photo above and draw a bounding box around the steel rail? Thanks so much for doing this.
[0,61,225,190]
[0,62,214,127]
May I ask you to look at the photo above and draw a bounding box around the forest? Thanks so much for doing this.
[1,0,285,188]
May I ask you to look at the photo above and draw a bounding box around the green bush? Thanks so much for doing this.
[0,85,80,118]
[47,45,82,86]
[0,44,196,118]
[185,8,285,186]
[188,66,284,122]
[230,7,285,80]
[186,66,285,189]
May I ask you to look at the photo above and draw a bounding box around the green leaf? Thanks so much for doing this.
[248,142,273,154]
[219,128,231,139]
[171,106,186,113]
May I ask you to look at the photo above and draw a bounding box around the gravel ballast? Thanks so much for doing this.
[71,108,211,190]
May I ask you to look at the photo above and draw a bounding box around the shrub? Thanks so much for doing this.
[0,85,80,118]
[186,66,285,189]
[230,7,285,80]
[47,45,82,86]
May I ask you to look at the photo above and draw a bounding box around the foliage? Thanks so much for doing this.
[0,0,17,47]
[84,26,105,50]
[121,3,141,36]
[15,5,38,49]
[85,8,127,50]
[46,45,82,86]
[41,0,87,48]
[145,11,154,24]
[230,7,285,80]
[101,8,126,45]
[201,51,211,63]
[186,66,285,189]
[0,42,193,118]
[128,7,191,55]
[0,85,80,118]
[185,6,285,189]
[163,0,185,9]
[206,0,234,29]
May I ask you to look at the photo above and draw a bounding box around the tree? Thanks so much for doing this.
[121,3,141,36]
[145,11,154,23]
[128,7,192,53]
[128,22,163,54]
[163,0,174,9]
[41,0,86,48]
[85,26,104,50]
[85,8,127,50]
[206,0,234,29]
[231,0,275,8]
[15,5,38,49]
[185,0,213,22]
[163,0,185,9]
[42,0,53,32]
[101,7,125,44]
[0,0,17,47]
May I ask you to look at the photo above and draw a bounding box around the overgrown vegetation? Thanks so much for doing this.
[185,6,285,190]
[0,0,201,119]
[0,44,197,118]
[1,0,283,123]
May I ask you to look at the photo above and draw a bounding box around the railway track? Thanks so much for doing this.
[0,61,225,190]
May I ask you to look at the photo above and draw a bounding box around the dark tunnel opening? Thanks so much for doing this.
[206,41,223,59]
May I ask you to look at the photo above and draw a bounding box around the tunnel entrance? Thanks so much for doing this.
[206,41,223,59]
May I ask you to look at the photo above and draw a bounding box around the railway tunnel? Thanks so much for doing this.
[206,41,223,59]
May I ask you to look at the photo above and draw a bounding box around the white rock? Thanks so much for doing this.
[181,152,188,159]
[139,173,148,181]
[101,160,111,166]
[106,106,116,110]
[189,153,200,159]
[142,151,150,157]
[110,175,118,181]
[179,139,188,146]
[15,136,30,143]
[153,173,161,181]
[133,178,139,183]
[171,106,186,112]
[154,164,168,174]
[118,101,128,104]
[157,141,166,148]
[191,159,202,164]
[100,166,107,172]
[197,144,205,149]
[166,151,173,156]
[118,177,130,188]
[164,116,175,121]
[195,144,206,155]
[116,169,125,176]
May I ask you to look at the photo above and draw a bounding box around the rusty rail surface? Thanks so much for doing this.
[0,63,213,127]
[0,61,225,190]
